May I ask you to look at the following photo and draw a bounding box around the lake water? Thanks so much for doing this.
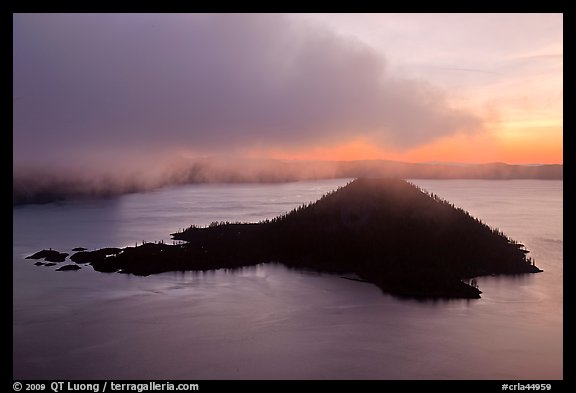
[13,179,563,380]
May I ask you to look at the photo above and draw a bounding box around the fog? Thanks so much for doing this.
[14,13,482,185]
[13,156,562,205]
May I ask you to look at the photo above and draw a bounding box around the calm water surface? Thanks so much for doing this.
[13,179,562,379]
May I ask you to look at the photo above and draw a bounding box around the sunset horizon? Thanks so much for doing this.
[243,135,563,165]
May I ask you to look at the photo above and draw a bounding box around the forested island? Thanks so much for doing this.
[25,178,542,299]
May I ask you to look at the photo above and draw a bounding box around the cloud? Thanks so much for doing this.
[13,13,482,170]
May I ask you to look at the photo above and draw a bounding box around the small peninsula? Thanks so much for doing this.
[26,178,542,299]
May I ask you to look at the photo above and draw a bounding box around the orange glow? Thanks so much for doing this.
[254,139,390,162]
[246,126,562,165]
[492,125,563,164]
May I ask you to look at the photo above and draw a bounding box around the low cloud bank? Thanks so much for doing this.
[13,158,562,205]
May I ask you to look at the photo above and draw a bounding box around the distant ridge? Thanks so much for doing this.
[333,160,562,180]
[13,159,562,205]
[26,178,542,299]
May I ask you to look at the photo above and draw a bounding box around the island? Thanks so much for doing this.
[25,249,69,263]
[25,178,542,299]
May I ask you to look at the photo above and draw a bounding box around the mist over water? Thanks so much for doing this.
[12,158,562,205]
[13,179,562,379]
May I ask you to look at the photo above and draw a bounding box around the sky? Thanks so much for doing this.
[13,13,563,174]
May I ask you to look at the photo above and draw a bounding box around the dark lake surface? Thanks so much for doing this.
[13,179,562,379]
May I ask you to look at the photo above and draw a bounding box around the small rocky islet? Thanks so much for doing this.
[24,178,542,299]
[25,249,69,263]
